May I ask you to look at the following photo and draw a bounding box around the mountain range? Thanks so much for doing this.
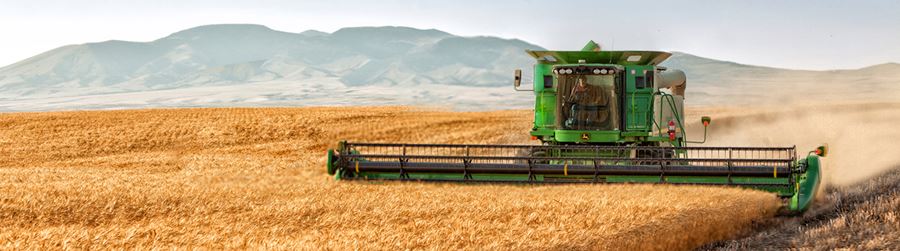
[1,24,899,111]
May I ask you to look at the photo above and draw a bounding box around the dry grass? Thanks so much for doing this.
[0,107,780,250]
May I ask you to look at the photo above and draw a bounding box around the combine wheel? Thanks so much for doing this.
[335,168,355,180]
[515,148,549,164]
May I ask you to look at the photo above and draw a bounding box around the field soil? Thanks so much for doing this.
[707,167,900,250]
[0,107,781,250]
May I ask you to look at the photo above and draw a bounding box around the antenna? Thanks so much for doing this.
[608,38,615,64]
[611,37,615,51]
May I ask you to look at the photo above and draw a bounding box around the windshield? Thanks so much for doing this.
[556,74,619,130]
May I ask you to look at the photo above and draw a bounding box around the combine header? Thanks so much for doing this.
[326,41,826,213]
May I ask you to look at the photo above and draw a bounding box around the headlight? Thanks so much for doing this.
[593,69,601,74]
[600,69,608,74]
[565,69,573,74]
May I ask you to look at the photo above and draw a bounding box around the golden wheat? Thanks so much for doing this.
[0,107,780,250]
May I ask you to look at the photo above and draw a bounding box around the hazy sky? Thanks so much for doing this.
[1,0,899,70]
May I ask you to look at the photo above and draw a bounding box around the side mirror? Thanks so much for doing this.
[514,69,522,88]
[701,116,711,127]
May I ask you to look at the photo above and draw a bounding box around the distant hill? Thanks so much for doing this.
[1,24,899,111]
[0,24,541,101]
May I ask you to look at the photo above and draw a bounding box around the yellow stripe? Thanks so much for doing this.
[564,162,569,176]
[773,166,777,178]
[355,161,360,173]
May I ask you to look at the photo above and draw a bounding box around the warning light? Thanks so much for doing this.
[815,144,828,157]
[701,116,711,127]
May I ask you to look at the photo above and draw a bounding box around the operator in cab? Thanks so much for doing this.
[564,76,610,130]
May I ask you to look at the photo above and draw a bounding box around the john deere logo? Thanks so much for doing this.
[581,133,590,140]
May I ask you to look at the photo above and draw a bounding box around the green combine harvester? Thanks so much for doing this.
[326,41,826,214]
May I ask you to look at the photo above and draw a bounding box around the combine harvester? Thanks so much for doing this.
[326,41,827,214]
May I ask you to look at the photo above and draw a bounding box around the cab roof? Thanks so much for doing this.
[526,50,672,66]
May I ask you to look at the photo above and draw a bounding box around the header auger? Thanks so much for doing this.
[326,41,826,214]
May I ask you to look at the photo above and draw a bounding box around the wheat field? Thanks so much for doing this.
[0,107,780,250]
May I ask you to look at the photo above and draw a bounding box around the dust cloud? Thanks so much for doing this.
[686,102,900,187]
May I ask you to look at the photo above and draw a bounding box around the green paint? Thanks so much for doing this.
[554,130,620,143]
[326,150,335,175]
[790,155,822,213]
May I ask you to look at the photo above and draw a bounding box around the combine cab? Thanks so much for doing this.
[326,41,826,214]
